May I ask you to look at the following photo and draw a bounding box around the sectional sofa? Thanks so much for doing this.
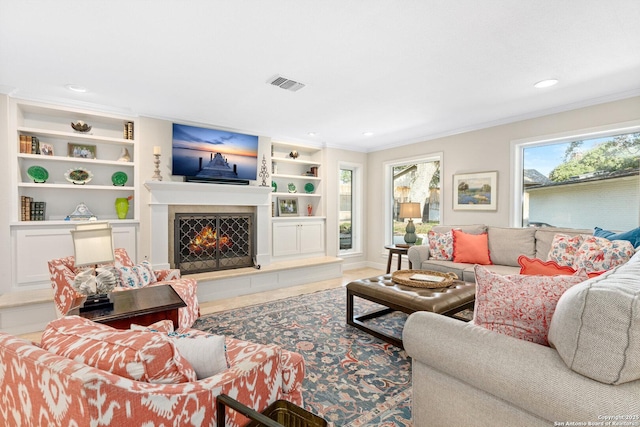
[403,250,640,426]
[407,224,591,282]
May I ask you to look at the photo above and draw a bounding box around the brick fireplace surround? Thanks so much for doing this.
[145,181,272,271]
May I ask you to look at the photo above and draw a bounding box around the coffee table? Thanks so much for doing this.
[69,285,186,330]
[346,274,476,349]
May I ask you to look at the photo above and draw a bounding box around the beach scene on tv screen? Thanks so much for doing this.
[172,123,258,180]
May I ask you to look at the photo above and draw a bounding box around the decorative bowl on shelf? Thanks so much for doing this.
[111,171,128,186]
[288,182,297,193]
[304,182,315,193]
[65,168,93,185]
[27,165,49,183]
[71,121,92,133]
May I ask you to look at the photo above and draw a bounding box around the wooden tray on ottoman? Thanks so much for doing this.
[392,269,458,288]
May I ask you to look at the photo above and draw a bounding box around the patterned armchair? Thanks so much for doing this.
[48,248,199,328]
[0,329,305,426]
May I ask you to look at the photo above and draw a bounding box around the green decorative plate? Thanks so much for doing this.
[65,168,93,185]
[304,182,315,193]
[288,182,297,193]
[272,181,277,192]
[111,171,128,186]
[27,165,49,183]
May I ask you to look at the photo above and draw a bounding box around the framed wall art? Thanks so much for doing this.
[278,197,299,217]
[453,171,497,210]
[68,143,96,159]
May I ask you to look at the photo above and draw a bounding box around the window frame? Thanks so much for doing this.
[338,161,363,256]
[510,119,640,227]
[384,152,443,246]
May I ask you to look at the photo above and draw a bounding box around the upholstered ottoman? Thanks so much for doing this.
[346,274,476,348]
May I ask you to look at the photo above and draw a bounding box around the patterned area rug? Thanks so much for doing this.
[193,287,413,427]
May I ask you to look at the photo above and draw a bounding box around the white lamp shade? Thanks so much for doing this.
[71,224,115,267]
[399,202,421,219]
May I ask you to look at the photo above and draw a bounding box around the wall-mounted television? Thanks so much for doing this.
[172,123,259,183]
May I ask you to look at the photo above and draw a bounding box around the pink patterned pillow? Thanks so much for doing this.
[573,235,635,272]
[547,234,585,267]
[428,230,453,260]
[473,265,588,346]
[41,316,196,384]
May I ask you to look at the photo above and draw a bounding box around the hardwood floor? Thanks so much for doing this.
[199,267,382,315]
[19,267,384,343]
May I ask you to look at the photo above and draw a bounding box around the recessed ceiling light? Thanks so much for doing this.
[534,79,559,89]
[307,132,318,137]
[363,132,374,136]
[65,84,88,93]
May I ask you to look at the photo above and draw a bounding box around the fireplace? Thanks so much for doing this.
[173,212,255,274]
[145,181,272,271]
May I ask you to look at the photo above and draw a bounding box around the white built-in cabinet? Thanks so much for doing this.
[8,99,139,290]
[272,220,325,257]
[270,141,326,259]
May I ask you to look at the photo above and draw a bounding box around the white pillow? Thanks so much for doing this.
[169,332,228,379]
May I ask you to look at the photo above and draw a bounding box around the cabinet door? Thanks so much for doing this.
[299,221,324,254]
[272,222,301,256]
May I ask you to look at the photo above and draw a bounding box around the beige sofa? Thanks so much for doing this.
[407,224,591,282]
[403,250,640,426]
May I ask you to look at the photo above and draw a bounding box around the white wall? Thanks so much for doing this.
[364,96,640,268]
[0,95,11,293]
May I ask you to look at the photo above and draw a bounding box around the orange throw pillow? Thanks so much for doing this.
[518,255,577,276]
[452,229,492,265]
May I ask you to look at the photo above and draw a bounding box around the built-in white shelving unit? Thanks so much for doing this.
[8,99,139,290]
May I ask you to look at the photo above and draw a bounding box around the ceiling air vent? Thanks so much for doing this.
[267,75,306,92]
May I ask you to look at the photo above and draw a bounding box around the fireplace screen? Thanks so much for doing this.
[174,213,254,274]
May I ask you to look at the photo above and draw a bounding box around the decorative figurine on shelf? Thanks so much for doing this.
[307,204,312,216]
[259,154,270,186]
[152,146,163,181]
[66,203,97,221]
[71,120,92,133]
[118,147,131,162]
[289,150,299,159]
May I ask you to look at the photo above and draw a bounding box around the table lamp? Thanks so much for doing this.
[71,222,116,312]
[399,202,421,244]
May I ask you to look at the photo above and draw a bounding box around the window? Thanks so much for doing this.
[512,123,640,230]
[386,155,441,245]
[339,163,362,254]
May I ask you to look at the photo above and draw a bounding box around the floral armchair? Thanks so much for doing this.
[48,248,199,328]
[0,325,305,426]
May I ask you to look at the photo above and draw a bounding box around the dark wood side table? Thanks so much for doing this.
[69,285,186,330]
[384,244,413,274]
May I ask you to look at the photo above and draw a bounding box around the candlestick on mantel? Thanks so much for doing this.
[152,151,163,181]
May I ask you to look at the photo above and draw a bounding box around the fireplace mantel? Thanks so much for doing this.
[144,181,272,269]
[145,181,272,205]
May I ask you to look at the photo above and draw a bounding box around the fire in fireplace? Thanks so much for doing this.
[174,213,255,274]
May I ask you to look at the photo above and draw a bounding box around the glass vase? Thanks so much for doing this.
[115,198,129,219]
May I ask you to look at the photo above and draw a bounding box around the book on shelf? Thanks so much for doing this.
[20,196,46,221]
[19,135,40,154]
[124,121,134,140]
[21,196,32,221]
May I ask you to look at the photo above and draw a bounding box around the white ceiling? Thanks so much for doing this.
[2,1,640,152]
